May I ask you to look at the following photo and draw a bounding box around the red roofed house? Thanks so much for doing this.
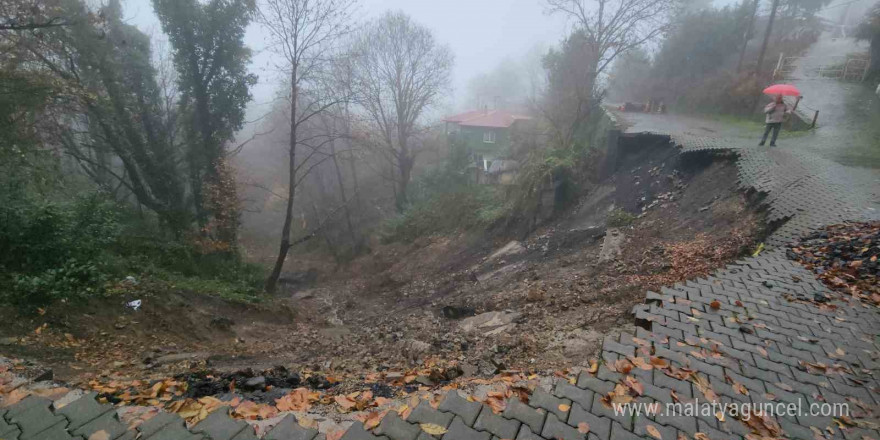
[444,109,531,175]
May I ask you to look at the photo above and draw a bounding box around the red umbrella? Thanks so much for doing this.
[763,84,801,96]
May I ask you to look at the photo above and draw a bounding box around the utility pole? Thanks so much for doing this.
[754,0,780,77]
[736,0,759,73]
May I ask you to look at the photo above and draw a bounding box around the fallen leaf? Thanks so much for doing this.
[612,359,633,374]
[326,429,345,440]
[649,357,669,368]
[646,424,663,440]
[624,376,644,395]
[694,433,711,440]
[558,404,570,412]
[577,422,590,434]
[775,382,794,392]
[420,423,448,435]
[709,300,721,310]
[89,430,111,440]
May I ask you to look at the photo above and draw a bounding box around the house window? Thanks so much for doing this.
[483,130,496,144]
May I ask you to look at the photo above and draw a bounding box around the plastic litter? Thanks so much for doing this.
[126,299,142,311]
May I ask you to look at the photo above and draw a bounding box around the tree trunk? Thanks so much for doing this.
[312,202,338,259]
[394,145,413,212]
[736,0,758,73]
[265,71,298,293]
[868,35,880,82]
[329,139,357,249]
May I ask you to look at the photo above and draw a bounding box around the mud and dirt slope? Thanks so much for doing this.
[0,138,768,400]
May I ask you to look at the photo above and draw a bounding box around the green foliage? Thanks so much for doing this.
[153,0,257,243]
[383,148,509,242]
[0,193,121,306]
[383,185,508,242]
[0,0,261,308]
[606,208,636,227]
[0,189,264,308]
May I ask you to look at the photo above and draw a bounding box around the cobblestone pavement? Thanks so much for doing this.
[2,113,880,439]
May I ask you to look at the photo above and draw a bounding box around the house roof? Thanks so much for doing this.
[444,110,531,128]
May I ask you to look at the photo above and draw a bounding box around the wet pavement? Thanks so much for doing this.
[786,31,880,168]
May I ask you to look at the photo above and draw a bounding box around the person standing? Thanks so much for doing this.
[759,94,791,147]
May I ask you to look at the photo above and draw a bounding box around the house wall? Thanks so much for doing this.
[458,126,511,160]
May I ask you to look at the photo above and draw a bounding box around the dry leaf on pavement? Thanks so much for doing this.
[420,423,448,435]
[646,424,663,439]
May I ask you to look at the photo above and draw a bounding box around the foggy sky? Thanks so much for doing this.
[122,0,573,119]
[122,0,859,124]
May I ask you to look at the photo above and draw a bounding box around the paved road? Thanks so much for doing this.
[786,31,880,168]
[2,112,880,439]
[619,111,880,246]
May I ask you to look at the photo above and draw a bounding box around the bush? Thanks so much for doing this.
[0,190,265,308]
[384,185,508,242]
[606,208,636,227]
[0,193,121,306]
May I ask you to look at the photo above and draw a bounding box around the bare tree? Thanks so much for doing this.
[257,0,356,293]
[546,0,673,77]
[347,11,453,212]
[544,0,673,143]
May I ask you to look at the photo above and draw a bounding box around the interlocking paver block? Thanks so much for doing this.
[588,394,631,431]
[609,422,643,440]
[595,367,622,383]
[635,418,675,440]
[341,422,389,440]
[528,389,570,420]
[441,416,490,440]
[554,380,594,410]
[514,425,542,440]
[575,372,613,396]
[231,425,259,440]
[0,409,21,440]
[541,413,584,440]
[20,423,74,440]
[502,398,545,434]
[192,409,258,440]
[53,392,113,431]
[6,397,67,440]
[602,337,635,358]
[406,402,454,428]
[264,414,318,440]
[374,412,421,440]
[696,419,739,440]
[566,404,611,440]
[71,410,129,440]
[147,420,205,440]
[5,396,52,418]
[137,412,180,437]
[474,406,519,439]
[438,392,481,426]
[653,371,692,397]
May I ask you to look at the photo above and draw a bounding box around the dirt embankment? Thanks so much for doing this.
[0,139,767,397]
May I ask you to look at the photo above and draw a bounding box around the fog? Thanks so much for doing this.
[122,0,573,116]
[120,0,867,121]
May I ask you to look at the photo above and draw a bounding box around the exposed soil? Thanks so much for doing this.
[0,140,767,404]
